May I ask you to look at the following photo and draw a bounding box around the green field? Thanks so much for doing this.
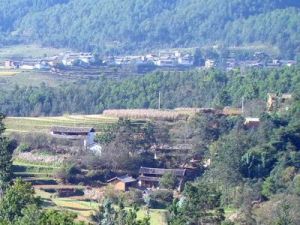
[0,44,67,60]
[0,70,82,91]
[5,115,119,134]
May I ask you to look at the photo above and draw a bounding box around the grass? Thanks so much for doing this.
[0,44,67,59]
[4,115,118,134]
[0,70,79,91]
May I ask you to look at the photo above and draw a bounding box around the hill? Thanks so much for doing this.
[0,0,299,57]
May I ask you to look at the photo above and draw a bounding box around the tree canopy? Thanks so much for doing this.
[0,0,299,56]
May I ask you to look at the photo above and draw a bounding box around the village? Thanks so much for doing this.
[7,91,292,217]
[0,48,297,78]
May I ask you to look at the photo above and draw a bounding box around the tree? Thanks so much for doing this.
[39,209,83,225]
[93,198,150,225]
[159,172,177,190]
[16,204,42,225]
[0,114,15,191]
[168,182,224,224]
[0,179,40,223]
[275,202,294,225]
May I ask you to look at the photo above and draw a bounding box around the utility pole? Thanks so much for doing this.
[242,96,245,115]
[158,91,161,110]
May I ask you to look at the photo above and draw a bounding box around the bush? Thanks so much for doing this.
[124,188,144,206]
[55,164,82,184]
[159,172,177,190]
[148,190,173,209]
[16,143,31,152]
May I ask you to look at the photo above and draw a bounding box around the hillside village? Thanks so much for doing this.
[0,48,297,77]
[6,92,293,214]
[1,1,300,225]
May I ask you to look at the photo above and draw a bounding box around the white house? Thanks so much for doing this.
[50,126,96,148]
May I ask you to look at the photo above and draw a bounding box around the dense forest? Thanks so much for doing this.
[0,66,299,116]
[0,0,300,57]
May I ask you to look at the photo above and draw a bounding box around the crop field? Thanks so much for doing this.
[0,70,20,76]
[4,115,119,134]
[13,155,167,224]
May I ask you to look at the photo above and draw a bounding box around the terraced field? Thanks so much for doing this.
[5,115,119,134]
[13,161,167,224]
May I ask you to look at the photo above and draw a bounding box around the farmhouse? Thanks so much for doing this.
[205,59,215,68]
[107,175,137,191]
[267,93,293,112]
[4,60,19,69]
[50,126,95,147]
[138,167,186,191]
[244,117,260,128]
[151,144,193,160]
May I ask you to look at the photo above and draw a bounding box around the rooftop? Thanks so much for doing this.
[107,175,136,184]
[51,126,95,134]
[139,167,186,177]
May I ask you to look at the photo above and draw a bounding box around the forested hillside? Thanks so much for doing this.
[0,0,300,57]
[1,66,299,116]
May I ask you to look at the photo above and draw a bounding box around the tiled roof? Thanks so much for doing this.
[51,126,95,134]
[107,175,136,184]
[139,167,186,177]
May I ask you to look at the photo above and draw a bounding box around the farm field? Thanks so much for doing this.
[0,70,82,91]
[13,161,167,225]
[0,70,21,76]
[4,115,119,134]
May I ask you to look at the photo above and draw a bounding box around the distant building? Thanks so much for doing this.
[138,167,186,191]
[178,54,194,66]
[107,175,137,191]
[281,60,297,67]
[50,126,96,148]
[244,117,260,128]
[267,93,293,112]
[154,59,177,67]
[205,59,215,69]
[151,144,193,160]
[4,60,18,69]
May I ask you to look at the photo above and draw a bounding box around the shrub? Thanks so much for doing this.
[159,172,177,190]
[55,164,82,184]
[16,143,31,153]
[148,190,173,209]
[124,188,144,206]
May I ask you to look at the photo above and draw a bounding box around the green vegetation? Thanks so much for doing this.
[4,115,118,134]
[1,66,300,116]
[0,114,16,191]
[0,1,299,57]
[0,45,67,60]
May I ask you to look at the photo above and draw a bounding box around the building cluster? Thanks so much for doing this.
[48,92,294,193]
[1,48,297,73]
[1,52,96,71]
[226,59,297,71]
[107,167,187,192]
[267,93,293,112]
[104,50,194,67]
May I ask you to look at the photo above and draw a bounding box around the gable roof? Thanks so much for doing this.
[51,126,95,134]
[107,175,136,184]
[139,167,186,177]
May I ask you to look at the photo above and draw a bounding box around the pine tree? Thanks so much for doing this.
[0,114,14,192]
